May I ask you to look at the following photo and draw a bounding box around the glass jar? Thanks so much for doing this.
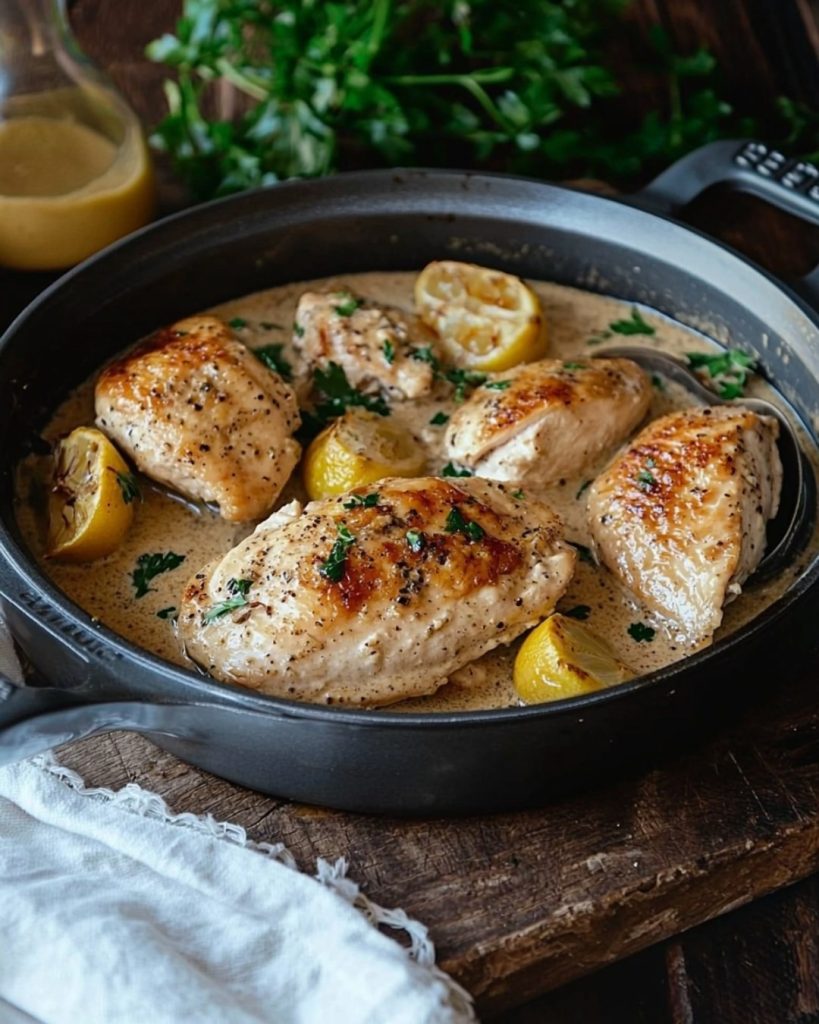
[0,0,155,270]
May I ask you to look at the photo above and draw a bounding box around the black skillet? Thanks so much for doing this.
[1,139,819,815]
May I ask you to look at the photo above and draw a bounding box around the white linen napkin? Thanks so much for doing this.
[0,620,475,1024]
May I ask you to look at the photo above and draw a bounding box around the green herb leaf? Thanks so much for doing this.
[484,380,512,390]
[156,606,177,620]
[562,361,587,370]
[343,492,380,509]
[575,480,591,500]
[686,349,757,399]
[441,461,472,478]
[609,309,656,336]
[202,577,255,625]
[382,338,395,364]
[445,506,485,542]
[446,367,488,403]
[411,346,440,369]
[308,362,390,433]
[319,523,356,582]
[115,471,141,505]
[429,411,450,426]
[511,489,525,500]
[333,294,362,317]
[628,621,656,643]
[293,322,305,338]
[406,529,426,553]
[564,604,591,620]
[254,344,293,381]
[131,551,185,599]
[651,373,665,390]
[228,316,248,329]
[636,467,657,491]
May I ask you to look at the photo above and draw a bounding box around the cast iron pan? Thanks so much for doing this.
[1,139,819,815]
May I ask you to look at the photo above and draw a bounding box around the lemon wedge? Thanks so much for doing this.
[514,613,634,704]
[48,427,137,562]
[414,260,546,372]
[303,409,426,501]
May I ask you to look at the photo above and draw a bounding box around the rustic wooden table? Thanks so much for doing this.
[4,2,819,1020]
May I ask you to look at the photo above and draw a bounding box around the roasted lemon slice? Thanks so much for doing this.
[514,613,634,704]
[303,409,425,501]
[414,260,546,372]
[48,427,136,562]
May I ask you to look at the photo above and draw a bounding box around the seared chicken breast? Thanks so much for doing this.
[178,476,576,706]
[445,357,651,484]
[95,315,301,522]
[293,291,437,400]
[588,405,782,642]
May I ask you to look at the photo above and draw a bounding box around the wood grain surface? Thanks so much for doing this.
[4,2,819,1020]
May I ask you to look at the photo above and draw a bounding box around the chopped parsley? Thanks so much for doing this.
[447,367,488,403]
[156,606,177,620]
[202,578,254,625]
[406,529,426,553]
[319,523,356,582]
[293,321,305,338]
[441,462,472,478]
[131,551,185,599]
[636,457,657,491]
[575,480,591,500]
[484,379,512,391]
[254,343,293,381]
[586,331,612,347]
[609,308,656,336]
[569,541,595,565]
[686,349,757,399]
[511,489,525,500]
[382,338,395,365]
[445,506,485,542]
[563,361,587,371]
[343,492,380,509]
[228,316,248,329]
[411,345,439,367]
[333,293,362,317]
[628,621,656,643]
[115,470,141,505]
[651,373,665,391]
[564,604,591,621]
[307,362,390,434]
[429,411,450,426]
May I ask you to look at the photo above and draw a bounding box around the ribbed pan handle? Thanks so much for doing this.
[0,672,198,766]
[633,138,819,306]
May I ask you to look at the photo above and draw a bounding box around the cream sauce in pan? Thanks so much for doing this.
[14,272,819,711]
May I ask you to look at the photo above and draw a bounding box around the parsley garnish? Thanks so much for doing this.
[202,578,254,625]
[686,349,756,399]
[563,361,587,370]
[293,321,305,338]
[636,457,657,491]
[569,541,595,565]
[382,338,395,364]
[609,309,656,336]
[115,471,141,505]
[575,480,591,500]
[343,492,380,509]
[512,489,525,500]
[445,506,485,542]
[446,368,488,403]
[411,346,439,367]
[564,605,591,620]
[254,344,293,381]
[406,529,426,553]
[131,552,185,599]
[484,380,512,390]
[307,362,390,433]
[651,373,665,390]
[333,293,362,317]
[319,523,356,582]
[628,622,656,643]
[228,316,247,329]
[156,606,177,620]
[429,411,450,426]
[441,462,472,478]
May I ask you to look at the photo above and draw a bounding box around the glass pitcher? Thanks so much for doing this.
[0,0,155,270]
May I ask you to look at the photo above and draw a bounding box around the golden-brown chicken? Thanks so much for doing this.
[588,405,782,642]
[444,357,651,484]
[293,290,437,400]
[178,476,576,706]
[95,315,301,522]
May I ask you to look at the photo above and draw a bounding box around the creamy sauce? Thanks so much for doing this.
[14,272,819,712]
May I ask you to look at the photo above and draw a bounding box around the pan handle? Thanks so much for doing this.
[0,671,201,766]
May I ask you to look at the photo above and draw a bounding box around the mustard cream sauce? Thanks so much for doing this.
[14,272,819,712]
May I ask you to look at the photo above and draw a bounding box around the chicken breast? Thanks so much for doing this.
[588,405,782,642]
[178,476,576,706]
[293,290,437,400]
[95,315,301,522]
[444,357,651,484]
